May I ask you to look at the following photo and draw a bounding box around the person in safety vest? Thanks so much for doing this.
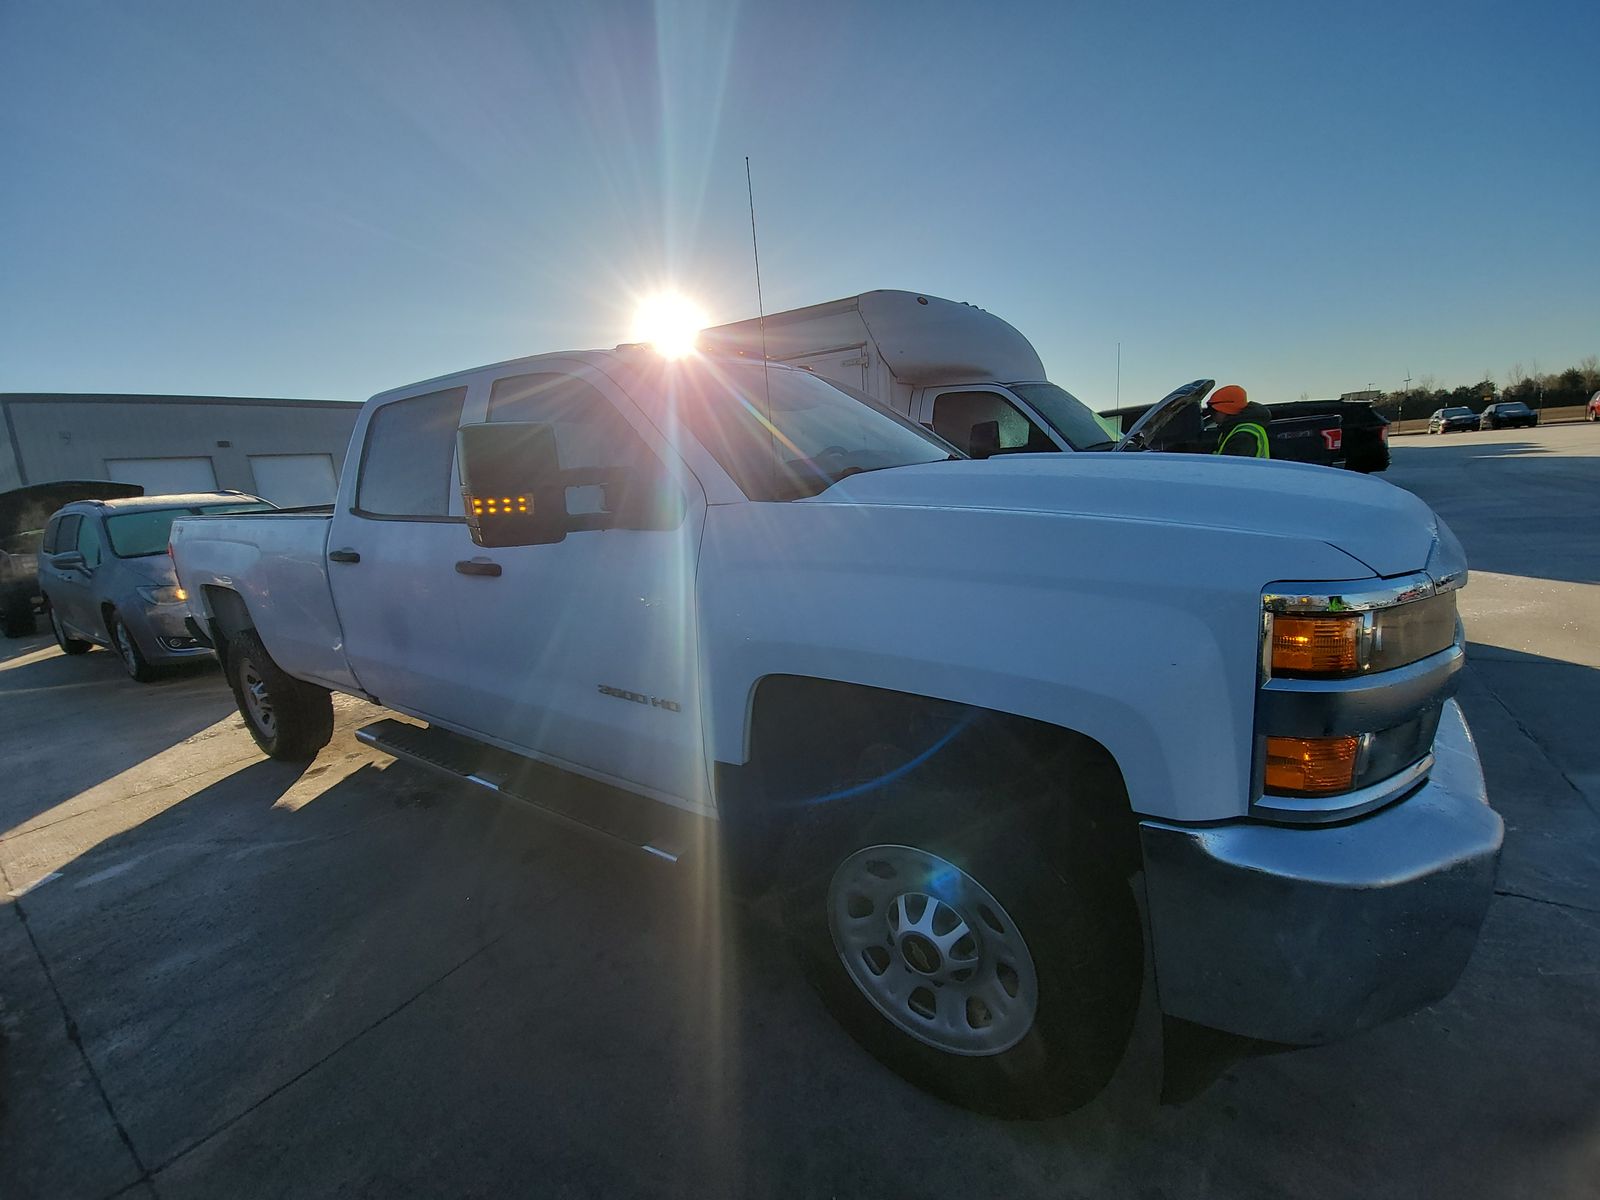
[1206,385,1271,458]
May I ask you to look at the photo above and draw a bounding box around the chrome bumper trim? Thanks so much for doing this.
[1140,700,1501,1045]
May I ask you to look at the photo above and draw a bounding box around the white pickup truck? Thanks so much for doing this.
[170,347,1502,1117]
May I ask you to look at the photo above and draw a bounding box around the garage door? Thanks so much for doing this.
[105,457,218,495]
[248,454,338,507]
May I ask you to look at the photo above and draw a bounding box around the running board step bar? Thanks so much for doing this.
[355,718,700,864]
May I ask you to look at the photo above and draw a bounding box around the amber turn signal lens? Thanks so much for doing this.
[1265,735,1360,794]
[1271,614,1362,674]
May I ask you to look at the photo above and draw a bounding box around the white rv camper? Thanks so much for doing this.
[699,290,1116,457]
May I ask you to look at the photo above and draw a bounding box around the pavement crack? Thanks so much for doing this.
[0,858,161,1199]
[1494,887,1600,916]
[1470,669,1598,821]
[148,932,506,1177]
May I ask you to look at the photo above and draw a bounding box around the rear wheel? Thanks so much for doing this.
[780,761,1141,1118]
[107,609,158,683]
[48,606,91,655]
[225,629,333,760]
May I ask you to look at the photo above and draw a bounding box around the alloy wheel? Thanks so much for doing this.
[828,844,1040,1056]
[114,620,139,674]
[239,658,277,737]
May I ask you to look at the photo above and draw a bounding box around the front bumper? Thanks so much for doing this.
[129,603,209,661]
[1139,699,1501,1045]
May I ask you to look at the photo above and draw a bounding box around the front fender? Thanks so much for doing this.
[699,502,1374,823]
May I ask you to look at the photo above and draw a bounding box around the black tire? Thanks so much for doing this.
[224,629,333,761]
[777,740,1142,1119]
[106,609,158,683]
[1,599,36,638]
[48,605,92,655]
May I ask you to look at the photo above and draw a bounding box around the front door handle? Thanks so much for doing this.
[455,558,502,577]
[329,548,361,563]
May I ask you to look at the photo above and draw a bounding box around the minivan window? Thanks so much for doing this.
[105,503,273,557]
[51,513,83,557]
[77,517,104,569]
[356,387,467,517]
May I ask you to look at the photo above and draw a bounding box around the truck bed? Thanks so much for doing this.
[169,510,361,693]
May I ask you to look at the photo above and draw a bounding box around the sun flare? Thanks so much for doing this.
[631,292,708,358]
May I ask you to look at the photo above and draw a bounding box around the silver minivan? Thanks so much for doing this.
[39,492,272,681]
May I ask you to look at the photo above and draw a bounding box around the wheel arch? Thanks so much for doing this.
[715,675,1142,895]
[197,585,255,667]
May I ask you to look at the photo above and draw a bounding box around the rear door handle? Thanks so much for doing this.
[455,559,502,577]
[329,548,361,563]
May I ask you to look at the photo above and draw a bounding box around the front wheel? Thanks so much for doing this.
[782,794,1141,1118]
[225,630,334,761]
[108,610,158,683]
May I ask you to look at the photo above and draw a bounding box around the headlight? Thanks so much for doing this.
[1255,564,1467,813]
[1262,581,1459,680]
[137,585,188,605]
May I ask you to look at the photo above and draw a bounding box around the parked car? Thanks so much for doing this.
[172,347,1499,1119]
[1428,407,1480,434]
[38,492,272,680]
[1479,401,1539,430]
[0,481,144,637]
[1587,390,1600,421]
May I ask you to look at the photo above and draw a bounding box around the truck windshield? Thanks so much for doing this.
[106,503,273,557]
[1006,382,1117,450]
[663,362,955,501]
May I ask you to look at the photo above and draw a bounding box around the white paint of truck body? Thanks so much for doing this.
[173,350,1447,825]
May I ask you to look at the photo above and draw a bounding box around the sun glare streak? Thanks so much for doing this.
[631,292,708,358]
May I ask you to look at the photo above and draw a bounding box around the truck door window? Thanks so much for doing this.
[76,517,104,569]
[41,515,63,554]
[355,387,467,518]
[487,372,683,528]
[931,391,1052,456]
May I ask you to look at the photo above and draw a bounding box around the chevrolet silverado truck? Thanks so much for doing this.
[170,349,1502,1117]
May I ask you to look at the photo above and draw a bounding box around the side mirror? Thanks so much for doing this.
[52,550,87,572]
[967,420,1001,459]
[457,422,568,547]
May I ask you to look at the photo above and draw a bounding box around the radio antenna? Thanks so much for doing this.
[745,156,779,489]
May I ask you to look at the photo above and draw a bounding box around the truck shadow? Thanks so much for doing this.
[0,635,238,838]
[4,733,1596,1199]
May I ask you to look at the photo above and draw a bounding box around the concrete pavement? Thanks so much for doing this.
[2,423,1598,1199]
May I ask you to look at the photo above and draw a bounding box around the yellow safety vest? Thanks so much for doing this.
[1215,422,1270,459]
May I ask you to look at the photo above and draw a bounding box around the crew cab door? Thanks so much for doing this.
[454,365,710,808]
[324,385,484,719]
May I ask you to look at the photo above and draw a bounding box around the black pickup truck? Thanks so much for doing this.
[1099,395,1390,473]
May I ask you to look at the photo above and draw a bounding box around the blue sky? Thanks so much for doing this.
[2,0,1596,407]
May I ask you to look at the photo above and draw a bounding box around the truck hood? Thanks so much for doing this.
[805,453,1439,578]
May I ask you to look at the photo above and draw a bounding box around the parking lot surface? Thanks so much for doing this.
[3,424,1598,1199]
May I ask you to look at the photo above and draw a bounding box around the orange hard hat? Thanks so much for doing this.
[1208,384,1248,415]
